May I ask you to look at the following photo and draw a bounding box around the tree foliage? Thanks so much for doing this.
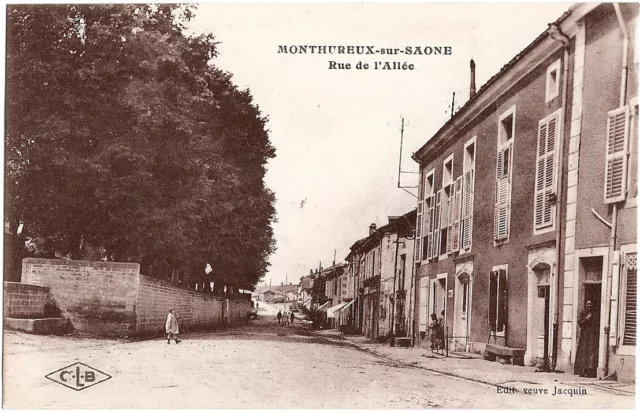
[5,4,276,291]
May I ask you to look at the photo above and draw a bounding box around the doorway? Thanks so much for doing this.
[575,256,603,377]
[454,272,472,351]
[532,263,552,368]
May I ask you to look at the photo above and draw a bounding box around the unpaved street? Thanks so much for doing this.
[3,317,633,409]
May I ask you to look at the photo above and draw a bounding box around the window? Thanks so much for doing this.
[440,156,454,257]
[461,137,476,251]
[604,105,630,204]
[489,266,508,335]
[494,107,515,243]
[420,169,435,262]
[534,110,561,233]
[545,59,561,103]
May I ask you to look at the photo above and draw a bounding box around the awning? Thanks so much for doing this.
[316,301,331,311]
[327,301,352,318]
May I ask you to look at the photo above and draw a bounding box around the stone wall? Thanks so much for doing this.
[135,275,224,335]
[21,258,249,337]
[21,258,139,336]
[3,282,50,318]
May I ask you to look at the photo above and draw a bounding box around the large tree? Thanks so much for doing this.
[5,4,276,291]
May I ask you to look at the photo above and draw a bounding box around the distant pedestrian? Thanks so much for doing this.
[165,308,181,344]
[290,312,295,325]
[277,310,282,324]
[283,311,289,326]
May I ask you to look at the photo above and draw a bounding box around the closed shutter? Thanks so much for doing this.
[415,201,423,263]
[623,253,637,345]
[534,114,557,230]
[432,190,442,258]
[489,271,498,331]
[442,188,451,253]
[460,170,474,250]
[604,106,630,204]
[452,176,463,252]
[419,277,429,332]
[610,251,621,346]
[494,146,511,240]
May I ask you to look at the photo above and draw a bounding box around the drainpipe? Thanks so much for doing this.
[548,22,570,372]
[601,3,629,379]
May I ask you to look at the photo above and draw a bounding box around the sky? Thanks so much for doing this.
[188,2,571,287]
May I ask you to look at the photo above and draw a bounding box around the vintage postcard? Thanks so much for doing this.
[3,2,637,409]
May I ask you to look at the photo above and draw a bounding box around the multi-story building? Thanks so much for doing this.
[346,210,416,339]
[411,3,636,379]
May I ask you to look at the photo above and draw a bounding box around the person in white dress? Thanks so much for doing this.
[165,308,181,344]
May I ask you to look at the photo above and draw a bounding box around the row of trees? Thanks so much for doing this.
[5,4,276,291]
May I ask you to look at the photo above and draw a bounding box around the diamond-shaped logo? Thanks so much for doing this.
[45,362,111,391]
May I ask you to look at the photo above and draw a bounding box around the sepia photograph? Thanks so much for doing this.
[2,1,637,409]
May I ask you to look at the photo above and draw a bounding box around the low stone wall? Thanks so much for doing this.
[21,258,249,337]
[3,282,50,318]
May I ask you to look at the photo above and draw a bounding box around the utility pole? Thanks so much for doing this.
[450,91,456,118]
[397,116,418,198]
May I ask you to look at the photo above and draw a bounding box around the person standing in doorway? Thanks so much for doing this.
[166,308,181,344]
[290,311,295,325]
[277,310,282,325]
[575,301,599,377]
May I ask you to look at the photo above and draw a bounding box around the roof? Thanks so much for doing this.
[349,208,417,257]
[412,4,588,162]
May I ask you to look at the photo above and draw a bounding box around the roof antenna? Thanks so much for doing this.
[397,116,418,198]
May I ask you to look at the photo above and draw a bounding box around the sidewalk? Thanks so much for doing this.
[314,329,635,397]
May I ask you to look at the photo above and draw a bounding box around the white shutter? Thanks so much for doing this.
[432,190,442,257]
[534,115,557,230]
[415,201,423,263]
[494,146,511,240]
[452,176,463,252]
[461,170,474,250]
[610,251,621,346]
[425,197,433,260]
[604,106,630,204]
[419,277,429,332]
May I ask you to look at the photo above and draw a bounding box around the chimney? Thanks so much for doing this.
[369,223,377,235]
[470,59,476,98]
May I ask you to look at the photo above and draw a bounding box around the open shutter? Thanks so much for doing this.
[452,176,463,252]
[623,253,637,345]
[432,190,441,258]
[415,201,423,263]
[534,115,557,229]
[604,106,630,204]
[419,277,428,332]
[425,196,433,260]
[489,271,498,332]
[610,251,621,346]
[443,188,452,254]
[460,170,474,250]
[497,269,508,333]
[446,185,454,254]
[494,146,511,241]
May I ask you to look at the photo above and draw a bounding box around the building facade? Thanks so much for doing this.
[411,3,636,379]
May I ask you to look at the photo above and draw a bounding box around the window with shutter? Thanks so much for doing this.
[534,111,560,233]
[494,145,511,241]
[415,204,423,263]
[461,169,474,250]
[623,253,637,346]
[489,266,508,335]
[432,190,442,258]
[421,170,435,262]
[604,106,630,204]
[452,176,462,252]
[489,271,498,331]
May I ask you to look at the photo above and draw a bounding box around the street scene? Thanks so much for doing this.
[2,307,634,409]
[3,2,638,409]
